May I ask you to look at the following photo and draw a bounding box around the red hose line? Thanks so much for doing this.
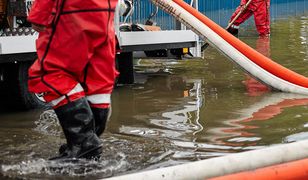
[209,158,308,180]
[172,0,308,88]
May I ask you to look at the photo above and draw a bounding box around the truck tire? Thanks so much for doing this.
[0,61,49,110]
[17,61,50,110]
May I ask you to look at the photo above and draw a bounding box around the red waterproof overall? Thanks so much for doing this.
[27,0,119,108]
[230,0,270,36]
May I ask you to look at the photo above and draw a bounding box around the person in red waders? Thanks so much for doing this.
[27,0,119,160]
[227,0,270,37]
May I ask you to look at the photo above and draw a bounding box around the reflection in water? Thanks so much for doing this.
[300,16,308,61]
[150,79,203,134]
[116,76,205,141]
[207,93,308,147]
[243,36,271,96]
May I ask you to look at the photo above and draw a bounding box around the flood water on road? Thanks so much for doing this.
[1,16,308,179]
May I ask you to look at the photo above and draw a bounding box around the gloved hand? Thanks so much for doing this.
[226,26,239,37]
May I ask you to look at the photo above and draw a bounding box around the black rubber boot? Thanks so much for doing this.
[50,98,102,160]
[92,107,110,137]
[227,26,239,37]
[58,107,110,154]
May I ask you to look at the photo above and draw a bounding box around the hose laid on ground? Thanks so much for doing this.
[103,1,308,179]
[103,139,308,180]
[151,0,308,95]
[210,157,308,180]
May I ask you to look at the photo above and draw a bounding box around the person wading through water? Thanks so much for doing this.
[227,0,270,37]
[27,0,119,160]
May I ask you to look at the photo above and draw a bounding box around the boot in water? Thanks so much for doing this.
[50,98,102,160]
[58,107,110,155]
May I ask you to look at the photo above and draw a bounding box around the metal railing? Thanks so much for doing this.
[123,0,307,30]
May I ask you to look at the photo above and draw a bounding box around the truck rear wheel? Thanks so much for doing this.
[0,61,49,110]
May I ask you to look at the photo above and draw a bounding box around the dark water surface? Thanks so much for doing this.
[1,16,308,179]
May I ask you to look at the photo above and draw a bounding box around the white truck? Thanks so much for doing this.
[0,0,200,110]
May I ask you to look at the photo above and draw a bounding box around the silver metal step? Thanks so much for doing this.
[0,29,198,56]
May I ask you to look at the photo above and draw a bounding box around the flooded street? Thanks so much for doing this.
[1,16,308,179]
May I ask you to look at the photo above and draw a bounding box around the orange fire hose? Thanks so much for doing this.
[209,158,308,180]
[172,0,308,88]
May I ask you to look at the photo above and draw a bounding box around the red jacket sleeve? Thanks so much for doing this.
[27,0,55,26]
[240,0,248,6]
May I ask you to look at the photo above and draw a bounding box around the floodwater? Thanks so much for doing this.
[1,16,308,179]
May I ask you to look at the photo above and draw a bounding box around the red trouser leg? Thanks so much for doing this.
[83,17,119,109]
[28,10,117,108]
[253,1,270,36]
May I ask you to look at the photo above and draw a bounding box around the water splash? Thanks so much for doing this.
[33,110,62,136]
[1,153,129,178]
